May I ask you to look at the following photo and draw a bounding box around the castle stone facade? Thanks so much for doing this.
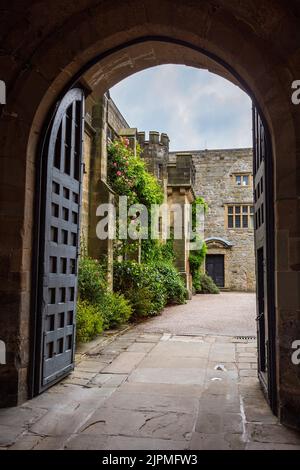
[170,149,255,292]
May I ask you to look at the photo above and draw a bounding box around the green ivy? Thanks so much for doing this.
[189,197,208,287]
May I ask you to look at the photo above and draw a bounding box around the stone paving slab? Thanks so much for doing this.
[64,434,109,450]
[0,425,26,447]
[139,354,208,369]
[76,360,108,373]
[90,373,128,388]
[0,405,47,427]
[149,340,211,358]
[245,442,300,450]
[246,423,300,445]
[78,406,195,441]
[103,391,199,415]
[102,352,146,374]
[126,342,156,353]
[189,432,244,450]
[103,436,189,450]
[129,367,207,386]
[119,382,204,398]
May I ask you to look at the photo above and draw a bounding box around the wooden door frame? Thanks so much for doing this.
[253,106,277,414]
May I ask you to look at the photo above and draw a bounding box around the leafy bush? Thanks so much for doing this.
[113,260,187,317]
[154,261,187,305]
[114,260,167,316]
[101,291,133,328]
[78,257,107,303]
[77,255,133,341]
[194,272,220,294]
[76,300,104,343]
[141,239,175,264]
[126,287,155,318]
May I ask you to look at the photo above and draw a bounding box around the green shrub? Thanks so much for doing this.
[195,273,220,294]
[154,261,187,305]
[141,239,175,264]
[113,260,187,317]
[101,291,133,328]
[192,271,202,292]
[76,300,104,343]
[113,261,167,316]
[78,256,107,303]
[126,287,154,318]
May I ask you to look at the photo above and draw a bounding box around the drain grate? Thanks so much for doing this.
[235,336,256,340]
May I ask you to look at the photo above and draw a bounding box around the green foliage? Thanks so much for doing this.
[76,300,104,343]
[153,261,187,305]
[77,255,133,342]
[194,272,220,294]
[101,291,133,329]
[189,196,208,292]
[141,238,175,264]
[192,196,208,227]
[108,138,164,259]
[113,260,166,316]
[189,238,207,277]
[113,260,187,317]
[78,256,106,303]
[126,287,155,318]
[108,139,163,208]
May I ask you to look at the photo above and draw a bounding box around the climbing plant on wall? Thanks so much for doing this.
[189,197,208,288]
[108,138,164,208]
[108,137,164,258]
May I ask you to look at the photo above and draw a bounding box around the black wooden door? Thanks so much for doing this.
[206,255,225,288]
[33,88,85,393]
[253,106,277,414]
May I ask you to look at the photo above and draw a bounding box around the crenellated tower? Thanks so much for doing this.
[137,131,170,187]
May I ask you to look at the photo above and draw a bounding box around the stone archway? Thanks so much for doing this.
[0,0,299,429]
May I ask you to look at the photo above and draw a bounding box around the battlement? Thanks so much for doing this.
[137,131,170,147]
[167,153,196,188]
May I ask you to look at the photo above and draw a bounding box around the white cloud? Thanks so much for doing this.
[110,65,252,151]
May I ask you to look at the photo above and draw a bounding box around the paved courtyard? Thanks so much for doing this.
[136,293,257,337]
[1,293,300,450]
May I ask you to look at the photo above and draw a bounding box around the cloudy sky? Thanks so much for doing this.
[110,65,252,151]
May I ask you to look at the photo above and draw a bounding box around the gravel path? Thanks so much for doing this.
[136,292,257,337]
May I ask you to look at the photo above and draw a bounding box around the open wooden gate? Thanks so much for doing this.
[253,106,277,414]
[31,88,85,394]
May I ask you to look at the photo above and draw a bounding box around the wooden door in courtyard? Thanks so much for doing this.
[206,255,225,288]
[253,107,277,414]
[31,88,85,394]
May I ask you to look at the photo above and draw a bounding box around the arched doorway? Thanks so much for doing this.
[31,37,276,412]
[0,1,299,430]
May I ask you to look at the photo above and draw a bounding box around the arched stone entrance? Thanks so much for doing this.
[0,0,299,429]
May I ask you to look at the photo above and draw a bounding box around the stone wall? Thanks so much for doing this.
[81,130,92,249]
[107,95,129,134]
[170,148,255,292]
[80,93,129,262]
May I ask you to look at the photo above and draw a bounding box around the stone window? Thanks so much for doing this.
[235,174,251,186]
[226,205,254,229]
